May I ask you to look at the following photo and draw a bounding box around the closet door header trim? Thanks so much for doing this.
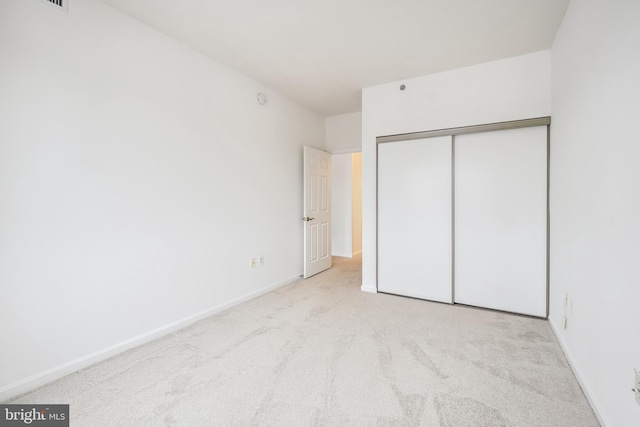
[376,117,551,144]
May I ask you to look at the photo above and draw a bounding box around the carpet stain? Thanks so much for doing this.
[163,414,177,426]
[322,334,356,412]
[166,374,190,396]
[385,384,428,426]
[401,339,448,380]
[435,393,509,427]
[251,389,275,425]
[310,305,331,316]
[213,326,273,358]
[467,356,550,400]
[377,344,393,378]
[518,330,550,343]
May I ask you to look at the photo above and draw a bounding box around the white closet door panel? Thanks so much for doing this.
[455,126,547,317]
[378,136,452,303]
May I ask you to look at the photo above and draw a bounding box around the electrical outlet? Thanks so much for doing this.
[634,369,640,405]
[563,293,570,329]
[250,258,256,268]
[259,256,264,267]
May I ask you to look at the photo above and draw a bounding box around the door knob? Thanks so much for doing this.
[302,217,315,221]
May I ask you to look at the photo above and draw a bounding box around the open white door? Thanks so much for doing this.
[303,146,332,278]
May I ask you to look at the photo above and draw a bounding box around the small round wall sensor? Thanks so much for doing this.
[400,84,406,91]
[257,92,267,105]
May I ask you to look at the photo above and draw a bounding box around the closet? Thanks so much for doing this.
[377,118,549,318]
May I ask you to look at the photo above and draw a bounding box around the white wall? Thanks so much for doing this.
[351,153,362,256]
[550,1,640,425]
[0,0,324,400]
[325,112,362,154]
[331,153,353,257]
[331,153,362,258]
[361,51,552,292]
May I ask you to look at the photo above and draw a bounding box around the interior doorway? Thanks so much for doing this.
[331,152,362,257]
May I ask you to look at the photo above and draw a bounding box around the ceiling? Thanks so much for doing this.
[98,0,570,117]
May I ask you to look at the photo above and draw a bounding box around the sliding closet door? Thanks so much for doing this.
[454,126,547,317]
[378,136,452,303]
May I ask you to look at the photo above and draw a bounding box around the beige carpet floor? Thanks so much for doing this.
[9,255,599,426]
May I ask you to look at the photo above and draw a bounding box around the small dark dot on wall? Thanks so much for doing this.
[400,84,406,91]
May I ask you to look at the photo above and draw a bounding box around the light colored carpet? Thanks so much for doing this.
[9,255,599,426]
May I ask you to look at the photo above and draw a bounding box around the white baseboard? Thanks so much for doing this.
[360,284,377,293]
[331,252,353,258]
[548,318,608,427]
[0,275,300,403]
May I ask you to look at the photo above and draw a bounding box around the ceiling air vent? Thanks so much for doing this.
[39,0,68,12]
